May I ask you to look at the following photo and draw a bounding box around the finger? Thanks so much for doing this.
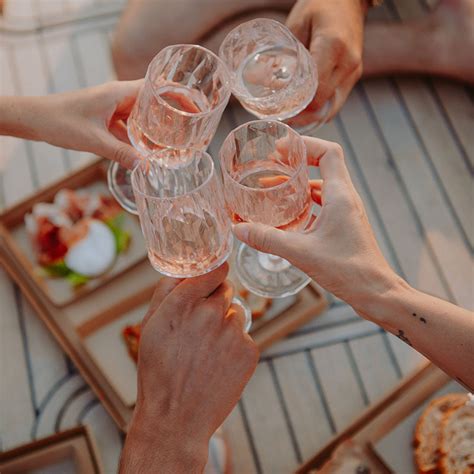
[308,35,339,109]
[233,222,300,257]
[303,137,350,181]
[202,280,234,319]
[171,263,230,302]
[142,277,183,327]
[109,119,131,144]
[225,303,247,332]
[325,68,361,121]
[112,79,144,117]
[305,212,318,231]
[97,130,142,170]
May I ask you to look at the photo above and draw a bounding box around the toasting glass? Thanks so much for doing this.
[219,18,328,127]
[220,120,312,298]
[109,44,231,213]
[131,148,252,331]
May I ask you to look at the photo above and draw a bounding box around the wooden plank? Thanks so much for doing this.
[223,406,258,474]
[81,402,123,474]
[21,298,69,406]
[386,332,427,377]
[10,38,68,185]
[73,30,115,87]
[0,267,35,449]
[339,87,450,299]
[0,47,35,207]
[272,352,334,460]
[310,344,367,431]
[262,318,379,359]
[363,79,472,308]
[394,78,473,249]
[241,362,299,473]
[34,373,86,438]
[349,333,399,403]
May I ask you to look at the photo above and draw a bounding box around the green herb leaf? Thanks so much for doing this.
[105,212,131,254]
[43,261,70,277]
[66,272,89,287]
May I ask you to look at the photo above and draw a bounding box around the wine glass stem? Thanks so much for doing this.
[257,251,291,272]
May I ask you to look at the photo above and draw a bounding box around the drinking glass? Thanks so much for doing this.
[109,44,232,214]
[218,18,317,121]
[220,120,312,298]
[131,148,252,331]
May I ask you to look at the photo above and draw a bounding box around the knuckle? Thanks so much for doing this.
[327,34,347,53]
[328,142,344,158]
[345,48,362,70]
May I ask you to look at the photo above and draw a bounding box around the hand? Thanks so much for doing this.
[286,0,366,123]
[233,138,400,314]
[120,263,259,473]
[1,81,143,169]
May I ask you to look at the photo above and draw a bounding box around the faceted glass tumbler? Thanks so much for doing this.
[128,44,232,153]
[219,18,317,121]
[131,149,232,278]
[109,44,232,214]
[220,120,312,298]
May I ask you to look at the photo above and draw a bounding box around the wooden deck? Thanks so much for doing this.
[1,0,472,472]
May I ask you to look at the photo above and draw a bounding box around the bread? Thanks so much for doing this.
[414,393,468,473]
[438,403,474,474]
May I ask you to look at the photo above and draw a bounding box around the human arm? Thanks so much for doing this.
[0,81,143,169]
[286,0,369,124]
[233,138,474,391]
[119,263,259,473]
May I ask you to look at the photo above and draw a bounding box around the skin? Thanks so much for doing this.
[233,138,474,392]
[286,0,367,123]
[112,0,367,121]
[0,81,143,170]
[119,263,259,473]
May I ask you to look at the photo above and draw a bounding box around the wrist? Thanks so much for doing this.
[350,268,413,325]
[120,400,210,474]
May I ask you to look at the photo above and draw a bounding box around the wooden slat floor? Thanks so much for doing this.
[1,0,472,472]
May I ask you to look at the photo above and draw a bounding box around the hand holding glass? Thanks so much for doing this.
[131,148,252,330]
[109,44,231,213]
[220,120,312,298]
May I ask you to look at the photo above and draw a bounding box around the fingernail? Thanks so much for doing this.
[232,224,249,242]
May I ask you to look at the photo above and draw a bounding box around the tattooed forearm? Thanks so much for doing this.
[412,313,427,324]
[396,329,412,346]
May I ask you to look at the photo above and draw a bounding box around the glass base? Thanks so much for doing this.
[232,295,253,333]
[286,97,333,136]
[107,161,138,214]
[235,244,310,298]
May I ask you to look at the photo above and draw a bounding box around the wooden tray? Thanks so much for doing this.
[0,425,103,474]
[295,363,464,473]
[0,159,147,307]
[0,231,327,431]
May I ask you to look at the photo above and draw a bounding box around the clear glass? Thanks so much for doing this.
[131,148,251,330]
[220,119,312,298]
[109,44,231,214]
[219,18,317,121]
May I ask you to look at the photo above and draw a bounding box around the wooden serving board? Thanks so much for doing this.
[0,229,327,431]
[0,159,147,307]
[0,425,103,474]
[296,363,461,474]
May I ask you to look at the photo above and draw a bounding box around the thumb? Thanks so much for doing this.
[98,132,141,170]
[233,223,296,258]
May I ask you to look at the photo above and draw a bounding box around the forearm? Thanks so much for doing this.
[0,95,48,141]
[119,403,209,474]
[354,278,474,391]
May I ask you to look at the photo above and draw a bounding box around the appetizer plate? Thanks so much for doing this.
[0,159,147,307]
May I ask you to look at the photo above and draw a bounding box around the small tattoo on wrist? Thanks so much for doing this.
[396,329,412,346]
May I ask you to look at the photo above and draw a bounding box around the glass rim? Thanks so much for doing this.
[218,19,316,104]
[219,119,307,193]
[131,149,216,201]
[145,44,232,118]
